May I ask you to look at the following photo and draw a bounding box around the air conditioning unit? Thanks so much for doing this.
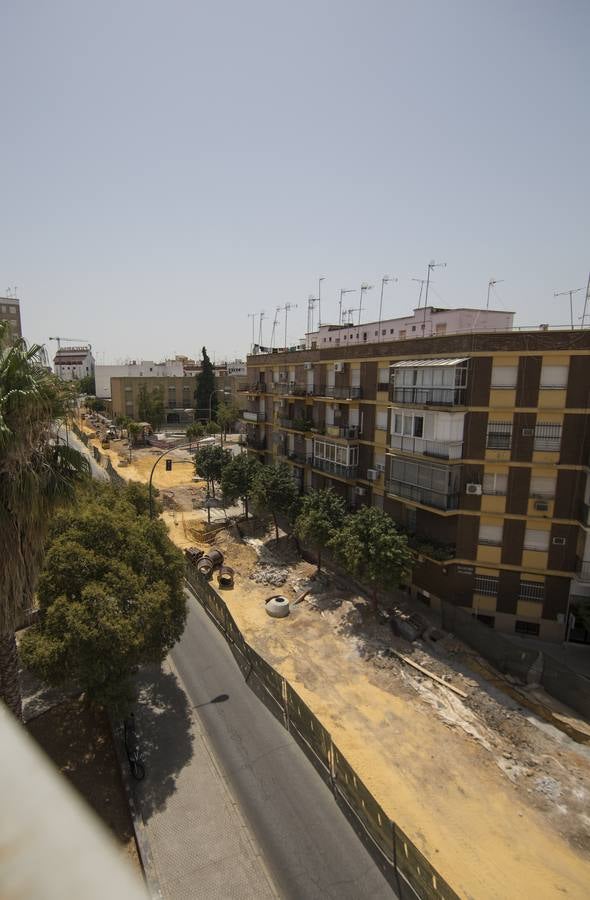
[304,362,314,370]
[534,500,549,512]
[552,536,566,546]
[354,486,366,496]
[466,483,482,495]
[375,462,386,473]
[367,468,379,481]
[334,362,344,373]
[522,428,534,436]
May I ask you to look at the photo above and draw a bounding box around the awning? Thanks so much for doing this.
[390,357,468,369]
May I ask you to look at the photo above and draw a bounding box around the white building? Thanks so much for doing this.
[53,346,95,381]
[226,359,247,377]
[95,359,184,398]
[308,306,515,349]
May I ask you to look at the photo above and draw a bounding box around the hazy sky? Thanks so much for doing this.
[2,1,589,362]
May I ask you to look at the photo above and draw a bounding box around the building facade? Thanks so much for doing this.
[53,346,95,381]
[95,360,184,398]
[241,328,590,643]
[0,297,22,340]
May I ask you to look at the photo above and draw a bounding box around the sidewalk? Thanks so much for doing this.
[130,661,278,900]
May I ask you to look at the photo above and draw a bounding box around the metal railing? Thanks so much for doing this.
[242,410,265,422]
[389,434,463,460]
[240,382,267,393]
[386,479,460,510]
[312,457,359,480]
[313,385,363,400]
[326,425,361,440]
[246,436,266,450]
[389,386,466,407]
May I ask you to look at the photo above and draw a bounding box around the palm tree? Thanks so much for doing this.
[0,324,90,718]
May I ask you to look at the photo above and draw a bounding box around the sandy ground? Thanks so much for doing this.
[82,432,590,899]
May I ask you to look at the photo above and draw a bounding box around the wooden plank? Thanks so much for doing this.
[391,651,468,699]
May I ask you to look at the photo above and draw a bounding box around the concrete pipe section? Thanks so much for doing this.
[265,596,290,618]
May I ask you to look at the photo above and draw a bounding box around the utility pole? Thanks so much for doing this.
[378,275,397,341]
[554,287,583,331]
[357,283,373,327]
[486,278,504,309]
[282,302,297,348]
[317,277,325,327]
[338,289,355,326]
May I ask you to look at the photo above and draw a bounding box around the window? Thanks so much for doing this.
[540,365,568,389]
[523,530,550,551]
[486,421,512,449]
[483,472,508,495]
[474,575,499,596]
[515,620,540,636]
[411,325,416,332]
[519,581,544,602]
[376,409,388,431]
[399,330,406,339]
[534,422,561,451]
[529,475,556,498]
[491,366,518,388]
[435,323,447,335]
[391,412,424,436]
[478,523,503,545]
[390,328,394,334]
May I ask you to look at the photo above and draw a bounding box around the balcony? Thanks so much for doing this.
[271,382,309,397]
[242,410,265,423]
[312,457,359,480]
[240,382,267,394]
[389,434,463,460]
[277,416,315,432]
[313,385,363,401]
[575,560,590,582]
[389,386,466,407]
[246,435,266,451]
[326,425,361,440]
[386,480,460,511]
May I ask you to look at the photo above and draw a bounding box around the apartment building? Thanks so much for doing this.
[53,345,95,381]
[0,296,22,340]
[95,359,184,398]
[241,327,590,643]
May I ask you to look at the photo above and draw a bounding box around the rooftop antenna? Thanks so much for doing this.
[258,310,266,347]
[247,313,257,353]
[554,286,583,331]
[580,272,590,329]
[338,289,355,326]
[423,260,446,333]
[357,282,374,326]
[342,307,356,325]
[270,306,281,349]
[486,278,504,309]
[282,302,298,349]
[412,278,427,308]
[317,276,325,327]
[378,275,398,341]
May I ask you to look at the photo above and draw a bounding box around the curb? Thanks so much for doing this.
[109,718,164,900]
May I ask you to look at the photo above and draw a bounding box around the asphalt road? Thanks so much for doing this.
[171,589,397,900]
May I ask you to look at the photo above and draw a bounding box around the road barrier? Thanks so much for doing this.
[184,563,460,900]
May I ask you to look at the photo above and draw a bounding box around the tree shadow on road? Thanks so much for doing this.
[132,663,194,821]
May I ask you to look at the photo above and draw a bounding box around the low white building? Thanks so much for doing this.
[53,346,95,381]
[308,306,515,349]
[95,359,184,398]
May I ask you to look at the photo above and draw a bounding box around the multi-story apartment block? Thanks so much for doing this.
[53,345,95,381]
[111,375,197,425]
[241,326,590,644]
[95,360,185,398]
[0,296,22,340]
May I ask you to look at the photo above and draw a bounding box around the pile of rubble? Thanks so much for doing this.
[249,564,289,587]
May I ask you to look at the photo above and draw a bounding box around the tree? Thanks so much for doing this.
[194,444,231,498]
[0,324,90,718]
[216,401,239,442]
[195,347,216,423]
[221,453,261,520]
[78,374,96,395]
[85,396,106,413]
[186,421,206,450]
[329,506,414,612]
[206,420,221,436]
[128,421,144,447]
[252,462,299,545]
[294,488,346,573]
[21,482,186,711]
[138,384,164,430]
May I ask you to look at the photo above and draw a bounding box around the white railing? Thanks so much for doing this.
[389,434,463,460]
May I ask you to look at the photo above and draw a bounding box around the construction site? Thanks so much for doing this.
[78,421,590,899]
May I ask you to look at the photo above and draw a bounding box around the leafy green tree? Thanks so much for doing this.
[206,420,221,436]
[252,462,299,544]
[21,483,186,711]
[216,401,239,441]
[194,444,231,498]
[122,481,161,517]
[294,488,346,573]
[128,421,144,447]
[0,324,90,718]
[186,421,206,449]
[85,396,106,413]
[221,453,261,519]
[195,347,216,423]
[138,384,164,430]
[329,506,414,611]
[78,374,96,395]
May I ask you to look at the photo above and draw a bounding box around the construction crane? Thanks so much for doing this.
[49,336,92,350]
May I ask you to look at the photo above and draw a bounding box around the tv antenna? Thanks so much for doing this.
[412,278,427,307]
[357,282,373,326]
[424,260,446,309]
[247,313,257,352]
[378,275,397,340]
[486,278,504,309]
[282,303,298,349]
[270,306,281,349]
[317,276,325,327]
[258,310,266,347]
[338,289,355,326]
[580,272,590,329]
[554,287,583,331]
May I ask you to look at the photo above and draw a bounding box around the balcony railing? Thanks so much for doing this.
[242,410,265,422]
[277,416,315,432]
[389,434,463,460]
[326,425,361,440]
[313,385,363,400]
[389,386,466,407]
[270,382,309,396]
[246,435,267,451]
[240,382,267,393]
[386,479,460,511]
[576,560,590,582]
[312,457,358,480]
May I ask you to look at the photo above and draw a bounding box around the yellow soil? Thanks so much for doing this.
[96,452,590,899]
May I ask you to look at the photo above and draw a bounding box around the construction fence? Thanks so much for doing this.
[184,563,460,900]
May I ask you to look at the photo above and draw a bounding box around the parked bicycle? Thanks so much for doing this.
[123,713,145,781]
